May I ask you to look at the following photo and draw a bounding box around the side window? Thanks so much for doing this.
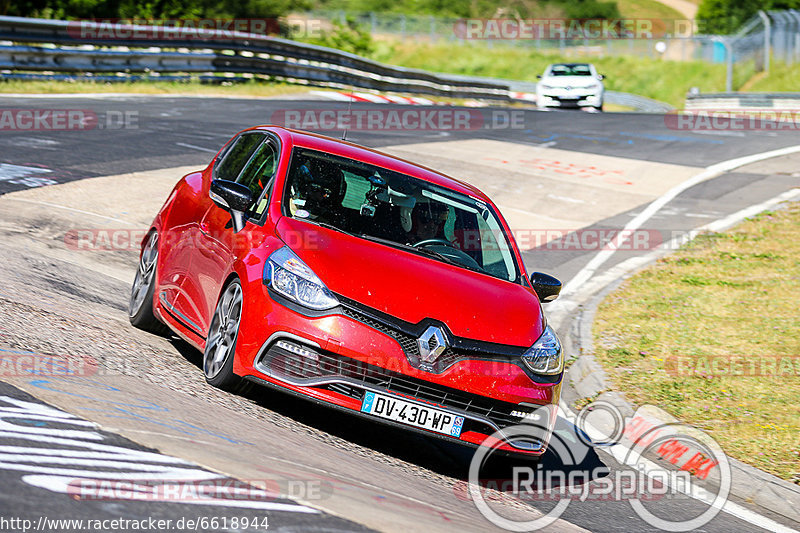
[214,133,263,181]
[237,141,278,219]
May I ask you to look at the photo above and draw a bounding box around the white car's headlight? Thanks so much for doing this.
[539,84,555,90]
[264,247,339,310]
[521,325,563,375]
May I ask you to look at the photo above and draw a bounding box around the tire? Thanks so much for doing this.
[129,231,170,335]
[203,279,252,393]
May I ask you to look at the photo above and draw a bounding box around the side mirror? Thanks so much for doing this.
[597,74,605,80]
[210,179,254,233]
[536,74,543,79]
[530,272,561,303]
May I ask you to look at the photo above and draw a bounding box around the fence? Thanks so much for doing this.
[301,10,722,62]
[301,9,800,92]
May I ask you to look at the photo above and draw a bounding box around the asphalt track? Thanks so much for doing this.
[0,94,799,533]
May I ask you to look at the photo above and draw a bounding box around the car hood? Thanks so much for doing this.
[276,217,544,347]
[541,76,599,88]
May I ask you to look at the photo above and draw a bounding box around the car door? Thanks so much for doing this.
[184,133,280,336]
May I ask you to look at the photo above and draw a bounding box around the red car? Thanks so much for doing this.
[129,126,564,456]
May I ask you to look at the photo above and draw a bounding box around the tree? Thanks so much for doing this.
[697,0,800,34]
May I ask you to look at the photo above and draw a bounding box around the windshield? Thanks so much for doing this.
[282,147,520,282]
[549,64,592,76]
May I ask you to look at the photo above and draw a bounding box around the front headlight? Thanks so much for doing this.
[521,325,563,375]
[540,84,555,90]
[264,247,339,310]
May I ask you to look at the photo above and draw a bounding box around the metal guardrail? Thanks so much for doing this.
[0,16,673,112]
[0,16,510,101]
[685,92,800,110]
[606,91,674,112]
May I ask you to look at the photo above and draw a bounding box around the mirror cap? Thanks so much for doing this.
[210,179,254,213]
[531,272,562,303]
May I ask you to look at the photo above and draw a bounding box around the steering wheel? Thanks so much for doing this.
[413,238,458,249]
[412,238,484,271]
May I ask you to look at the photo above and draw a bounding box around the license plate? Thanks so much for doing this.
[360,391,464,437]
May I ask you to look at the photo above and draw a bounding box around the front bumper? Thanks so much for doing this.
[537,91,603,108]
[235,285,561,455]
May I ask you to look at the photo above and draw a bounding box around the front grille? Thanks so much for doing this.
[259,340,542,432]
[338,305,503,374]
[340,306,421,357]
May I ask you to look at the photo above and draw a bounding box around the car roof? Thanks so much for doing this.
[252,126,486,198]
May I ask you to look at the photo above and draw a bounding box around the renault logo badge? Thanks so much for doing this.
[418,326,448,363]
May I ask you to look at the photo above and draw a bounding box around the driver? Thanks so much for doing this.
[406,200,449,244]
[293,157,346,221]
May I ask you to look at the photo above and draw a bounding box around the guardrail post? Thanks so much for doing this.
[713,37,734,92]
[790,10,800,64]
[758,10,771,73]
[726,39,733,91]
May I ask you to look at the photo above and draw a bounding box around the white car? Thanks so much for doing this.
[536,63,605,111]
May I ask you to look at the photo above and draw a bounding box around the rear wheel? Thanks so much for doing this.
[204,279,252,393]
[129,231,169,334]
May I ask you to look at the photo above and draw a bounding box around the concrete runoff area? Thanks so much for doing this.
[379,139,701,238]
[0,144,798,532]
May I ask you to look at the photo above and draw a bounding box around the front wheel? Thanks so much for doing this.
[129,231,169,334]
[203,279,251,393]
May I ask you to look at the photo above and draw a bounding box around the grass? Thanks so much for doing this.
[615,0,684,21]
[0,78,312,97]
[743,59,800,93]
[593,203,800,481]
[372,39,742,108]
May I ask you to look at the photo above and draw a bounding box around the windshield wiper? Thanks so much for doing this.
[302,219,357,238]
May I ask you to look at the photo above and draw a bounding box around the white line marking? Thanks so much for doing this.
[0,397,319,513]
[4,198,137,226]
[547,194,585,204]
[176,142,218,153]
[562,144,800,297]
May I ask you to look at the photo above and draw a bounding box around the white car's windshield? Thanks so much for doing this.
[549,64,592,76]
[282,147,520,282]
